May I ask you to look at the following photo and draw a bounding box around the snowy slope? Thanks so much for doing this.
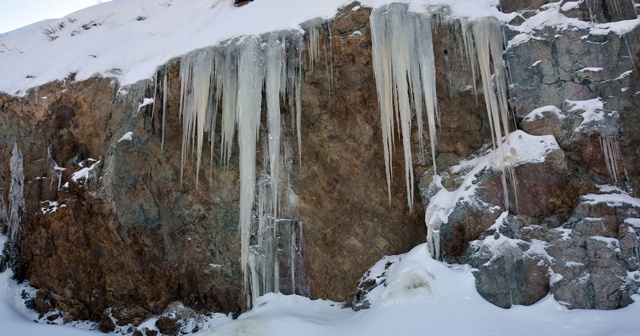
[0,0,507,96]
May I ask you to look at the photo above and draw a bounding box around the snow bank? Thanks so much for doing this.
[200,244,640,336]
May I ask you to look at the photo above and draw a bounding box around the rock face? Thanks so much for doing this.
[413,0,640,310]
[0,0,639,328]
[0,3,429,325]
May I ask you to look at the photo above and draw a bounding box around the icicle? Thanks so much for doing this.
[600,136,622,183]
[265,34,285,220]
[47,146,65,191]
[237,36,266,305]
[161,66,168,153]
[326,22,335,93]
[307,24,321,73]
[219,45,239,168]
[370,4,438,212]
[0,191,7,231]
[175,32,306,308]
[179,50,214,187]
[465,17,513,210]
[8,144,25,241]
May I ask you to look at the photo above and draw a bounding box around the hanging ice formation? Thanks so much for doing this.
[8,144,25,241]
[370,5,513,259]
[370,4,438,213]
[176,31,305,307]
[463,16,514,210]
[600,136,623,184]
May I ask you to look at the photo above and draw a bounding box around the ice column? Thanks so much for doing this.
[8,144,25,241]
[177,31,305,307]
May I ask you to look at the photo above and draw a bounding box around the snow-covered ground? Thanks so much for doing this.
[2,242,640,336]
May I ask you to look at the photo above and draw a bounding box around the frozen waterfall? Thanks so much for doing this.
[175,3,517,301]
[177,31,305,307]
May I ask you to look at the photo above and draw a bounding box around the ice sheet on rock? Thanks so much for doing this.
[7,144,25,242]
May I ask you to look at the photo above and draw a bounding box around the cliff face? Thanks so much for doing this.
[0,0,639,330]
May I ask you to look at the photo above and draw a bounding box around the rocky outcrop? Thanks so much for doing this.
[412,0,640,310]
[0,0,639,329]
[0,3,430,325]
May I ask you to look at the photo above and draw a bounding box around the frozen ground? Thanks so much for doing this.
[2,243,640,336]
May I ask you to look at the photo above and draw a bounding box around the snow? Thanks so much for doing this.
[426,130,559,259]
[590,236,621,251]
[0,0,507,97]
[40,200,60,215]
[566,97,615,132]
[135,98,154,115]
[582,192,640,208]
[522,105,564,122]
[2,240,640,335]
[506,1,640,49]
[199,245,640,336]
[117,131,133,142]
[70,159,101,182]
[577,67,604,72]
[625,218,640,228]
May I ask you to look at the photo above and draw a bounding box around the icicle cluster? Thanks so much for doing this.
[8,144,25,241]
[370,4,439,213]
[600,136,622,183]
[371,6,514,259]
[462,16,513,210]
[175,31,305,307]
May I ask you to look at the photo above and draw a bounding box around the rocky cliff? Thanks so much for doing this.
[0,0,639,333]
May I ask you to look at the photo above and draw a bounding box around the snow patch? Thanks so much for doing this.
[522,105,564,122]
[117,131,133,142]
[71,160,101,182]
[582,191,640,208]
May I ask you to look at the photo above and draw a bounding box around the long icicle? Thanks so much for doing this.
[237,36,266,307]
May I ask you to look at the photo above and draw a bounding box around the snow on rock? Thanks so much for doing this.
[424,130,560,259]
[207,243,640,336]
[566,97,618,135]
[522,105,564,122]
[71,159,101,183]
[117,131,133,142]
[135,98,154,115]
[40,200,60,215]
[582,191,640,208]
[506,1,640,49]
